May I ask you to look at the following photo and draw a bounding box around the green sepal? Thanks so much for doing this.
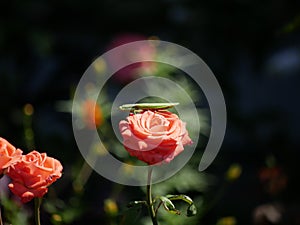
[159,196,180,215]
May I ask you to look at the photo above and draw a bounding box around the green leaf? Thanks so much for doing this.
[166,195,193,205]
[119,102,179,111]
[159,196,180,215]
[165,194,197,217]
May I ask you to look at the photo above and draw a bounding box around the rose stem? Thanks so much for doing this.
[34,197,42,225]
[147,167,158,225]
[0,206,3,225]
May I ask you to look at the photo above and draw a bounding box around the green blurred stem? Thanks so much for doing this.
[23,106,35,150]
[147,167,158,225]
[34,198,42,225]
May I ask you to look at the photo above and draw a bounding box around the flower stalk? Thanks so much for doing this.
[0,207,3,225]
[34,197,42,225]
[147,167,158,225]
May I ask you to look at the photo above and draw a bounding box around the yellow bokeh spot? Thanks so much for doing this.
[104,199,118,216]
[217,216,237,225]
[121,161,134,175]
[24,104,34,116]
[52,214,62,222]
[94,58,107,74]
[226,164,242,181]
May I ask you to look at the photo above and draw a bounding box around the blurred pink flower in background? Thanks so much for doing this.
[106,33,157,84]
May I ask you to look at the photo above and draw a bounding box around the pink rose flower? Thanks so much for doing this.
[0,137,22,175]
[119,110,192,165]
[7,151,63,203]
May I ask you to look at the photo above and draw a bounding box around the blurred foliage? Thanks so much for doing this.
[0,191,29,225]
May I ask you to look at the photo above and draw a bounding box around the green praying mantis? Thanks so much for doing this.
[119,102,179,113]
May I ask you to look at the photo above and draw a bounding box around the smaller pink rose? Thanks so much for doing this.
[7,151,63,203]
[0,137,22,175]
